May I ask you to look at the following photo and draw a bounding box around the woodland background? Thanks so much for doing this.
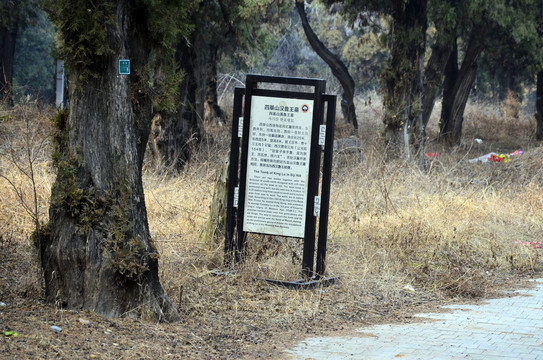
[1,1,543,359]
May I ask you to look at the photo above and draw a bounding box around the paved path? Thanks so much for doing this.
[285,279,543,360]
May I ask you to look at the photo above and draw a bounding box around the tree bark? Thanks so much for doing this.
[439,40,459,139]
[42,1,179,321]
[296,0,358,131]
[536,71,543,141]
[439,27,486,145]
[198,159,228,247]
[382,0,427,159]
[204,45,225,123]
[0,17,18,106]
[421,31,453,129]
[149,39,201,172]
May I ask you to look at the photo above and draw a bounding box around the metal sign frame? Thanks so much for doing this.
[225,74,336,288]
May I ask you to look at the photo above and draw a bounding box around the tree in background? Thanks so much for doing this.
[382,0,427,159]
[340,29,388,93]
[534,5,543,140]
[203,0,290,122]
[296,0,358,131]
[322,0,428,159]
[317,0,543,150]
[469,0,542,142]
[0,0,41,105]
[437,24,486,145]
[0,1,20,105]
[13,7,55,103]
[437,0,542,145]
[477,36,532,102]
[148,33,201,172]
[41,0,194,321]
[420,0,456,139]
[536,71,543,140]
[149,0,290,172]
[259,3,386,96]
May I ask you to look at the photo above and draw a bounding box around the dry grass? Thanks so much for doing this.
[1,97,543,358]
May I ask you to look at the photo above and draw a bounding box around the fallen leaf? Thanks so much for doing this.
[78,318,91,325]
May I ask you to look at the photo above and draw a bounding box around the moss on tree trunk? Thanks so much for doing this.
[148,39,201,173]
[42,0,181,322]
[382,0,427,159]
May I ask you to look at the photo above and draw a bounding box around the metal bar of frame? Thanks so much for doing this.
[225,87,245,265]
[235,77,257,261]
[301,79,326,279]
[315,94,336,277]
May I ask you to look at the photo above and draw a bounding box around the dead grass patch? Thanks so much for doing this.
[1,98,542,358]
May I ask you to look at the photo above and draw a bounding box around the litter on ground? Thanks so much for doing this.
[468,150,523,163]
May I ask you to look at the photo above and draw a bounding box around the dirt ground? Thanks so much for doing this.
[1,239,538,360]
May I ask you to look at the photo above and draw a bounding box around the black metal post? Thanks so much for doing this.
[225,87,245,265]
[235,76,258,262]
[301,79,326,279]
[316,95,336,276]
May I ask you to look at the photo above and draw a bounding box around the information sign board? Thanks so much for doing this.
[224,74,337,284]
[243,96,314,238]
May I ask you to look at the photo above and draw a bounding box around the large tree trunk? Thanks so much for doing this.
[439,27,486,145]
[536,71,543,141]
[382,0,427,158]
[41,1,179,322]
[296,0,358,132]
[0,17,18,106]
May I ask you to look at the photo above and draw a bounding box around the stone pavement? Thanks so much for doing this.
[285,279,543,360]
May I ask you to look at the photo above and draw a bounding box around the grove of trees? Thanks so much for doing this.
[321,0,543,158]
[148,0,291,172]
[1,0,542,320]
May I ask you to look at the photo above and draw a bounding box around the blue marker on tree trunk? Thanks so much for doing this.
[119,59,130,75]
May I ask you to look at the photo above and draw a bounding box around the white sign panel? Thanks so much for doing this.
[243,96,314,238]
